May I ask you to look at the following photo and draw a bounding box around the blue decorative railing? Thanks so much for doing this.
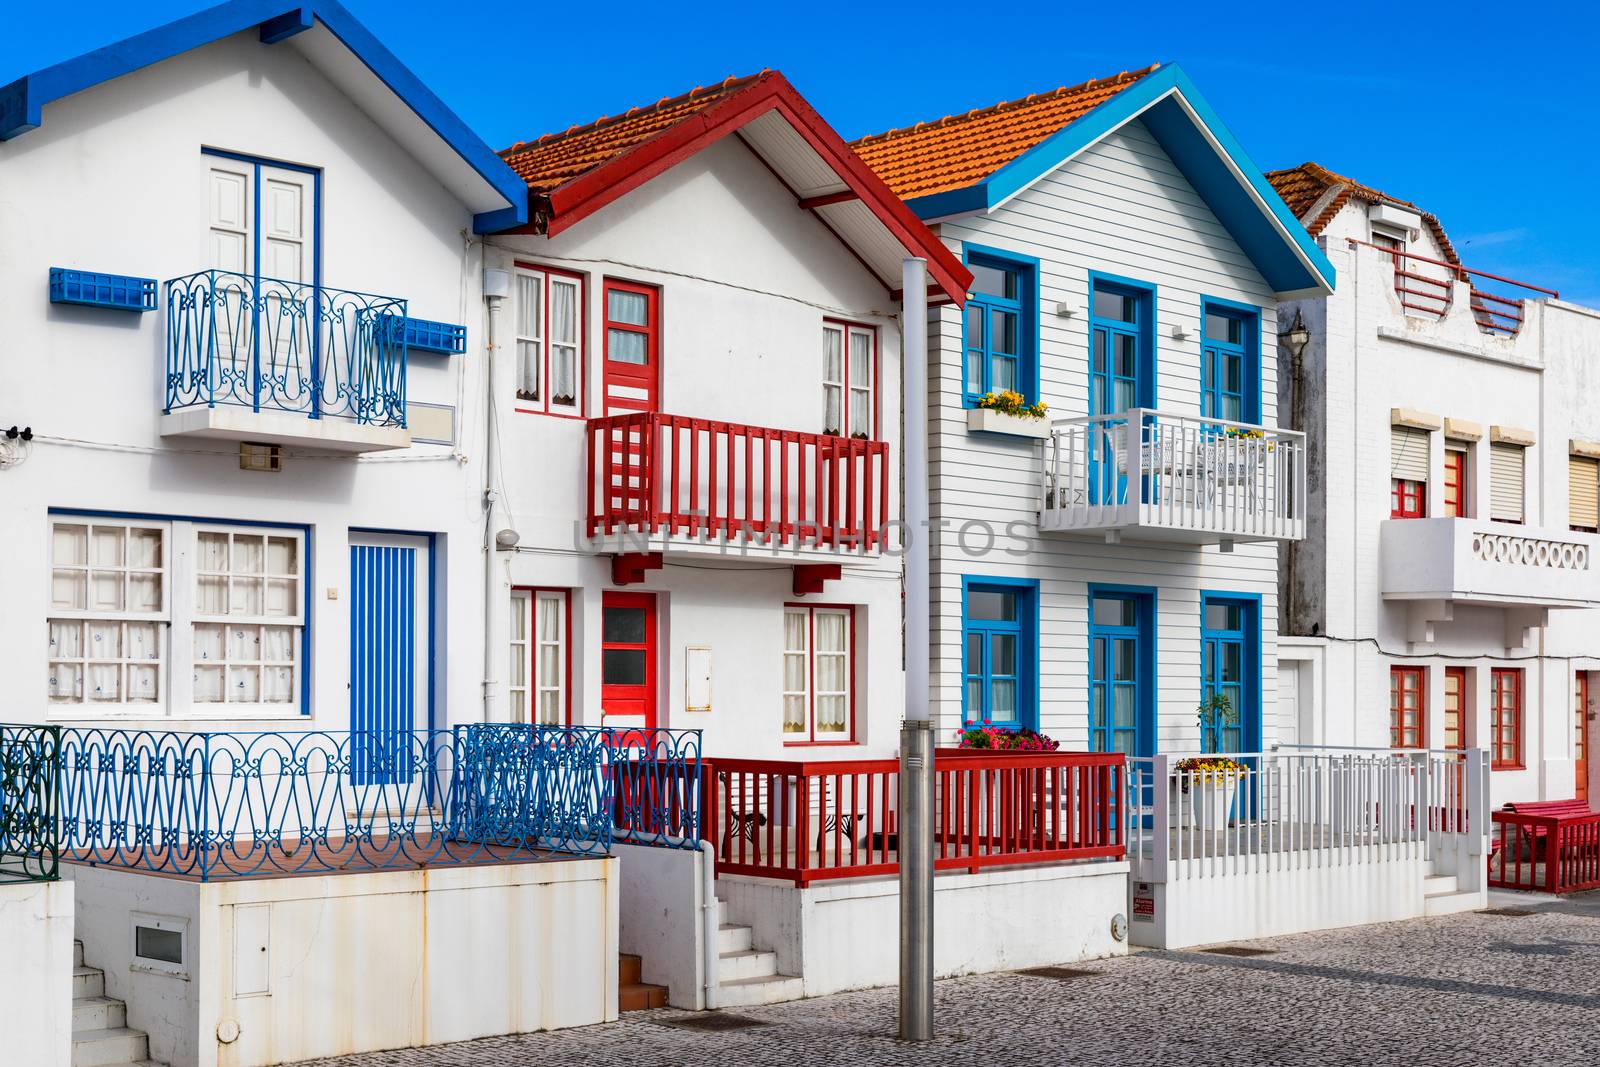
[0,724,61,883]
[609,729,704,849]
[164,270,408,426]
[56,726,637,880]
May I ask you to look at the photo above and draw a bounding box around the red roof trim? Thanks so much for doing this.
[525,72,969,305]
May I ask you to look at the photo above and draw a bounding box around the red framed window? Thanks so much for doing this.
[1390,666,1426,749]
[513,264,585,417]
[1444,666,1468,751]
[1443,448,1467,518]
[509,588,570,724]
[1391,479,1426,518]
[782,604,855,743]
[1491,667,1524,769]
[602,279,661,415]
[822,321,878,439]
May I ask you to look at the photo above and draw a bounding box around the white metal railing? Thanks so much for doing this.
[1040,409,1306,541]
[1126,749,1487,883]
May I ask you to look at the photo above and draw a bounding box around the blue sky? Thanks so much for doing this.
[5,1,1598,302]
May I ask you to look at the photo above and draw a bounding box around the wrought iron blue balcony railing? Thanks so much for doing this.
[164,270,408,426]
[609,728,704,849]
[55,725,662,880]
[0,724,61,883]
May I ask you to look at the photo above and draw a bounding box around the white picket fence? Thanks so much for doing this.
[1126,748,1487,882]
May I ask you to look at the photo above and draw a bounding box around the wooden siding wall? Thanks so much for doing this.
[926,119,1283,752]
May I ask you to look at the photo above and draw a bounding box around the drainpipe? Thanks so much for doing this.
[482,268,511,723]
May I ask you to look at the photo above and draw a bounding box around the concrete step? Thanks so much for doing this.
[618,981,669,1012]
[717,972,805,1008]
[718,949,779,983]
[715,897,728,926]
[70,1027,148,1067]
[717,924,753,954]
[1425,889,1483,918]
[1423,873,1459,896]
[74,940,84,968]
[71,996,127,1031]
[71,966,105,1000]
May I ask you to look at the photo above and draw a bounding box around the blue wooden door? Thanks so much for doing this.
[1200,596,1259,754]
[1088,593,1146,756]
[1088,283,1144,507]
[349,534,429,785]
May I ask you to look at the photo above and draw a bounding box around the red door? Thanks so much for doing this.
[602,280,660,415]
[1577,673,1591,804]
[601,591,657,732]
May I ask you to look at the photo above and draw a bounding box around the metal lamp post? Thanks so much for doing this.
[898,257,935,1042]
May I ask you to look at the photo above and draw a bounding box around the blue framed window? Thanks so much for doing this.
[962,245,1038,406]
[961,577,1038,729]
[1200,299,1260,424]
[1087,587,1155,756]
[1200,593,1261,753]
[1088,274,1155,417]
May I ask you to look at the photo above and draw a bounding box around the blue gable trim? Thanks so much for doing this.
[0,0,527,232]
[899,64,1334,297]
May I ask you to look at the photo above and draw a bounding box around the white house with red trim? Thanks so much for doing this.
[1268,163,1600,811]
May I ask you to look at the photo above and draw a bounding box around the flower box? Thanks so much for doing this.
[967,407,1051,440]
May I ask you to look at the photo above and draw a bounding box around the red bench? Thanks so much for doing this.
[1504,799,1593,819]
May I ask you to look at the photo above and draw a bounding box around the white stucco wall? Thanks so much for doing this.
[0,28,488,733]
[1280,202,1600,804]
[69,858,617,1067]
[0,879,74,1067]
[719,861,1128,997]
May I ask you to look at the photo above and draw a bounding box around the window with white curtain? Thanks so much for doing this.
[822,322,876,439]
[48,517,304,715]
[514,265,583,416]
[782,605,854,742]
[511,589,568,724]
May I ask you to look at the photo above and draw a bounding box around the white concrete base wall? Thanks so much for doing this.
[720,861,1129,998]
[70,858,617,1067]
[614,843,708,1009]
[0,879,74,1067]
[1129,855,1484,949]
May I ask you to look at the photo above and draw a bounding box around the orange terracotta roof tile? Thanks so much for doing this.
[500,71,773,194]
[850,65,1162,200]
[1265,162,1460,264]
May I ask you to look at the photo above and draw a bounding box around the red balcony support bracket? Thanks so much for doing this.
[612,552,663,586]
[792,563,842,597]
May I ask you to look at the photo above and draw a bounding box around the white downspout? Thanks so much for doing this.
[482,268,511,722]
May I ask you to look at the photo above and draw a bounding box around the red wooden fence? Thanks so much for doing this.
[1488,810,1600,894]
[586,413,890,552]
[702,751,1124,886]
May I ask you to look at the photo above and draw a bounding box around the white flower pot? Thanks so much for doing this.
[1175,773,1244,830]
[966,407,1051,439]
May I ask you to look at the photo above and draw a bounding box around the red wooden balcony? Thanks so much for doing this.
[586,413,891,559]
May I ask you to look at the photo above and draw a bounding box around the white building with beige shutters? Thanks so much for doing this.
[1269,162,1600,806]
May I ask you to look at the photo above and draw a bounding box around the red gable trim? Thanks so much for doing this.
[524,73,969,306]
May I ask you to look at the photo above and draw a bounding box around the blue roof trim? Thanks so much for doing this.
[0,0,527,231]
[900,64,1334,296]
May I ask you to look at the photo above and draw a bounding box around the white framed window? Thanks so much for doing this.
[511,589,569,724]
[49,520,168,708]
[782,605,854,743]
[514,264,584,417]
[191,529,303,707]
[822,322,876,439]
[46,516,305,717]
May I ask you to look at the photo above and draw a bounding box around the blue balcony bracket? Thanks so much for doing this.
[49,268,157,312]
[395,317,467,355]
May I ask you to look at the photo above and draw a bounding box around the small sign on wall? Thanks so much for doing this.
[686,646,712,712]
[1132,882,1156,923]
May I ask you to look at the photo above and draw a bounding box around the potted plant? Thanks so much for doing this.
[947,725,1061,753]
[1173,754,1248,831]
[967,390,1052,440]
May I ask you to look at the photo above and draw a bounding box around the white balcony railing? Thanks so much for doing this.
[1039,410,1306,544]
[1380,518,1600,609]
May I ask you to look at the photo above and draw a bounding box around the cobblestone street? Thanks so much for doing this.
[294,894,1600,1067]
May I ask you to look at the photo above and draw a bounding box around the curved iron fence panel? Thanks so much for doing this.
[0,724,62,883]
